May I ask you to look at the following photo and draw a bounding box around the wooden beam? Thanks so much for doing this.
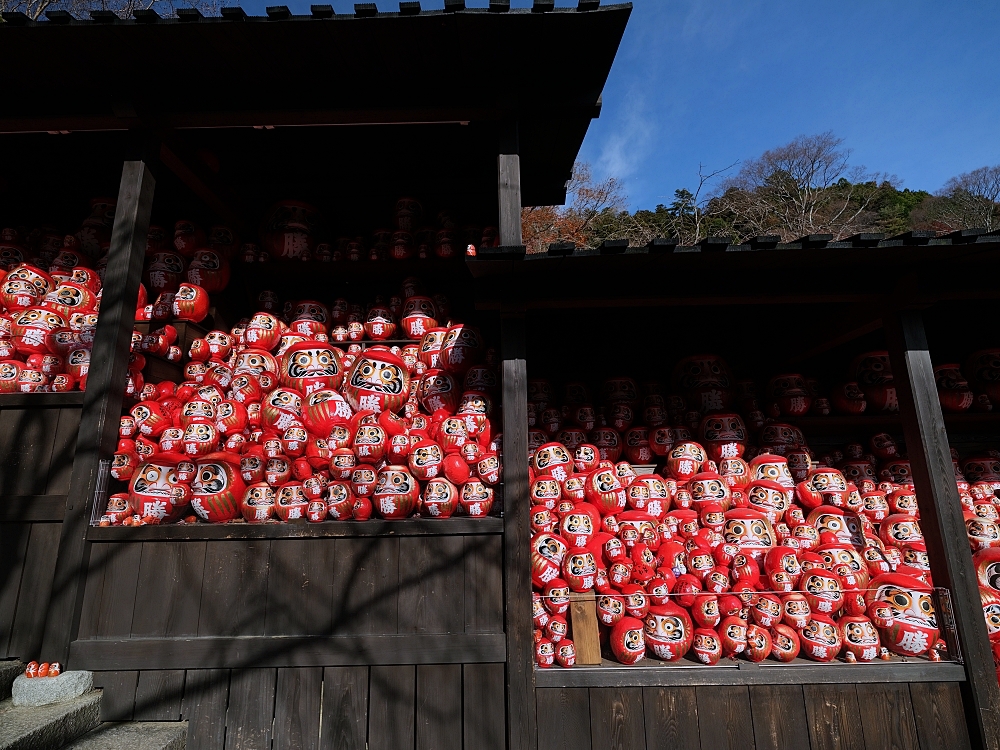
[0,392,84,407]
[783,313,884,367]
[41,160,155,666]
[501,302,535,750]
[0,495,67,523]
[0,105,603,135]
[69,633,506,670]
[473,288,1000,310]
[885,309,1000,750]
[157,136,250,236]
[533,660,965,689]
[507,294,879,308]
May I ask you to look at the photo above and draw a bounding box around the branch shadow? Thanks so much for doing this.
[0,402,81,658]
[73,527,503,747]
[0,400,506,746]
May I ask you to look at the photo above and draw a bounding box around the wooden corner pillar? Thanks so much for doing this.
[885,309,1000,750]
[499,120,536,750]
[41,160,156,664]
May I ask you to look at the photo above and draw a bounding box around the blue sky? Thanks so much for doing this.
[237,0,1000,210]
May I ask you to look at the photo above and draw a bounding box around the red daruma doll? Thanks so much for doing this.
[865,573,939,657]
[129,455,185,521]
[533,442,573,483]
[280,341,344,395]
[241,483,276,523]
[172,283,210,323]
[698,413,747,462]
[373,465,419,519]
[610,617,646,665]
[344,349,411,414]
[261,200,319,260]
[13,307,66,356]
[417,370,459,414]
[460,479,494,517]
[421,477,458,518]
[400,296,437,339]
[666,441,706,482]
[439,324,483,376]
[190,452,245,522]
[562,547,598,592]
[583,467,626,516]
[644,602,693,662]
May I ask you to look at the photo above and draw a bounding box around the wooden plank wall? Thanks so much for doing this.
[74,533,505,749]
[90,663,505,750]
[536,681,972,750]
[75,534,503,642]
[0,403,80,660]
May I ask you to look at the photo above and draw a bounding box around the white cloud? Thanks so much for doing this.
[680,0,759,44]
[596,87,655,182]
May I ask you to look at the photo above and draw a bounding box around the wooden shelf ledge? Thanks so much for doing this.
[86,516,504,540]
[0,392,85,407]
[534,656,965,688]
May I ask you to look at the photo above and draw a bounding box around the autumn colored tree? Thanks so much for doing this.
[522,136,996,251]
[520,163,627,253]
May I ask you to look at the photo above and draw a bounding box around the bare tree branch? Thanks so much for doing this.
[912,165,1000,232]
[521,138,995,253]
[709,132,896,242]
[3,0,218,20]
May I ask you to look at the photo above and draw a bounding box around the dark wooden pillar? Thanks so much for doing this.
[499,118,535,750]
[885,309,1000,750]
[502,309,533,750]
[42,160,156,664]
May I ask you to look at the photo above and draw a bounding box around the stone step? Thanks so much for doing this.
[0,661,23,701]
[12,672,93,708]
[63,722,188,750]
[0,691,101,750]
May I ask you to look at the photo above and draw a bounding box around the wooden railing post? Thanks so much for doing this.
[886,309,1000,750]
[41,160,155,664]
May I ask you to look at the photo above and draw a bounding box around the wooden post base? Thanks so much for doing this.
[569,591,602,665]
